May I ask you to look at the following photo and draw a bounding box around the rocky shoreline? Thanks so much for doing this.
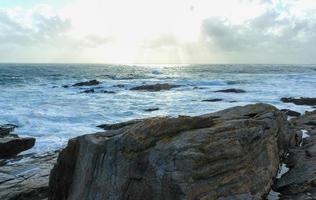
[0,103,316,199]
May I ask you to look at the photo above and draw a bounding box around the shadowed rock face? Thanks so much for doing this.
[0,124,36,159]
[49,104,290,200]
[274,110,316,199]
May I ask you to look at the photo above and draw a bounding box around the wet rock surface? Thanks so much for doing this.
[144,108,159,112]
[130,83,181,91]
[0,151,58,200]
[281,109,301,117]
[49,104,290,200]
[0,124,35,159]
[202,98,223,102]
[281,97,316,106]
[72,79,100,87]
[213,88,246,93]
[274,110,316,199]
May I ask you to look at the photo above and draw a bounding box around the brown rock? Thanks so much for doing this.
[213,88,246,93]
[49,103,290,200]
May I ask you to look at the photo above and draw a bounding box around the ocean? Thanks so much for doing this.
[1,63,316,154]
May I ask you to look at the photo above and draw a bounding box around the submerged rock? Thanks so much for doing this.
[81,89,95,93]
[213,88,246,93]
[49,103,291,200]
[72,80,100,87]
[130,83,181,92]
[274,110,316,199]
[281,97,316,106]
[202,98,223,102]
[144,108,159,112]
[0,151,58,200]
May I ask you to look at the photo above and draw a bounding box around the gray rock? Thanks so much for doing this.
[213,88,246,93]
[130,83,181,92]
[0,137,35,159]
[274,110,316,199]
[72,80,100,87]
[0,151,58,200]
[49,103,290,200]
[281,97,316,106]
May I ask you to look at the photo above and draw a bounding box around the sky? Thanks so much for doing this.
[0,0,316,64]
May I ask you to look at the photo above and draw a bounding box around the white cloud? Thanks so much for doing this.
[0,0,316,63]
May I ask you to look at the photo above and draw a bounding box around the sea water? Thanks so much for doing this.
[0,63,316,154]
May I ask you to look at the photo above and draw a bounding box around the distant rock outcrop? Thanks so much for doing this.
[49,104,291,200]
[281,97,316,106]
[130,83,181,92]
[72,80,100,87]
[213,88,246,93]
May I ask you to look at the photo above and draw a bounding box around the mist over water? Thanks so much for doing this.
[1,63,316,154]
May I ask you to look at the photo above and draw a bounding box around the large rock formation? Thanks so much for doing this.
[0,151,58,200]
[49,104,291,200]
[274,110,316,199]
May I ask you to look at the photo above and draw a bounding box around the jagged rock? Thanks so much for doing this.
[202,98,223,102]
[281,97,316,106]
[0,124,17,137]
[72,80,100,87]
[0,137,35,158]
[281,109,301,117]
[97,119,144,130]
[144,108,159,112]
[213,88,246,93]
[49,104,291,200]
[0,151,58,200]
[130,83,181,92]
[274,110,316,199]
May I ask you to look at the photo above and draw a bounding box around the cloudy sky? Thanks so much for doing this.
[0,0,316,64]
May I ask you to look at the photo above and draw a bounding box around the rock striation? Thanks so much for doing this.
[0,151,58,200]
[49,103,291,200]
